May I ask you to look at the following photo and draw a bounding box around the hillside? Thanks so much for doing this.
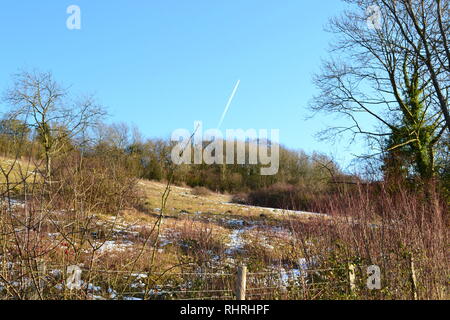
[101,180,329,272]
[133,180,327,261]
[1,167,447,300]
[1,177,335,300]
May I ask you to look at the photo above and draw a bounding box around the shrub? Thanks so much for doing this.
[51,151,140,215]
[288,182,449,299]
[241,183,319,211]
[231,193,248,205]
[191,186,211,197]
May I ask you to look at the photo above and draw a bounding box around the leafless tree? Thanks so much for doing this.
[380,0,450,131]
[3,70,106,181]
[311,0,448,179]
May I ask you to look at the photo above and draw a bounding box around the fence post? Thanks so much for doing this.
[39,261,47,298]
[31,261,47,300]
[409,254,418,300]
[235,264,247,300]
[348,263,356,294]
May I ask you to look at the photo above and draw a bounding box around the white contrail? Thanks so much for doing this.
[217,80,240,129]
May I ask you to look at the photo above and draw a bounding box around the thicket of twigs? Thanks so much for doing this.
[286,182,448,299]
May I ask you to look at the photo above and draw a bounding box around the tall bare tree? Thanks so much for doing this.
[380,0,450,132]
[2,70,105,181]
[311,0,448,179]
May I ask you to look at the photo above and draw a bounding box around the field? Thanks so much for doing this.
[0,178,352,300]
[1,176,447,300]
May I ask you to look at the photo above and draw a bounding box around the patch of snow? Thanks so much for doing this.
[131,273,148,279]
[95,240,133,253]
[50,269,62,278]
[130,282,146,289]
[260,241,274,250]
[47,233,59,238]
[2,198,25,209]
[227,219,245,227]
[87,283,102,292]
[108,287,117,299]
[123,296,142,301]
[225,226,257,254]
[224,202,329,218]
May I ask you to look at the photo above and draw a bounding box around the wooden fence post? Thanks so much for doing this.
[31,261,47,300]
[235,264,247,300]
[409,254,418,300]
[39,261,47,298]
[348,263,356,294]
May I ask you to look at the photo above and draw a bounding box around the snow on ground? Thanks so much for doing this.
[223,202,329,218]
[225,225,257,255]
[279,258,310,286]
[225,229,246,254]
[95,240,134,253]
[1,198,25,209]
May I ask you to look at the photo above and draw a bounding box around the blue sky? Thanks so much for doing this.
[0,1,369,170]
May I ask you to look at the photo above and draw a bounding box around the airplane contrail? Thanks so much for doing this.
[217,80,240,129]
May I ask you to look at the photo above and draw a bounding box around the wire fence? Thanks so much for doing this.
[0,262,390,300]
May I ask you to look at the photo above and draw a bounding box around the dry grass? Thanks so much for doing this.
[0,157,40,191]
[2,175,446,300]
[191,186,211,197]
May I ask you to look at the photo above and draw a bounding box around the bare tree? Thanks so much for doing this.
[311,0,448,179]
[2,70,106,181]
[380,0,450,132]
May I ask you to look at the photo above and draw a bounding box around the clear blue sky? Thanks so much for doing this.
[0,0,369,170]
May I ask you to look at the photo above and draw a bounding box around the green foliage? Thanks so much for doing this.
[383,56,443,182]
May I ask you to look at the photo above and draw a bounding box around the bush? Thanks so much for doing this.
[191,186,211,197]
[288,182,449,299]
[51,151,140,215]
[231,193,248,205]
[240,183,319,211]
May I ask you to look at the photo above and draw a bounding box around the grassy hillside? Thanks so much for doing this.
[88,179,328,277]
[0,157,40,193]
[1,175,447,300]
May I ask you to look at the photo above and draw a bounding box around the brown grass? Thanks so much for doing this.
[191,186,211,197]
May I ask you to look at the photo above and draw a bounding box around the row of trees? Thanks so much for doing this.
[0,70,348,196]
[0,116,342,196]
